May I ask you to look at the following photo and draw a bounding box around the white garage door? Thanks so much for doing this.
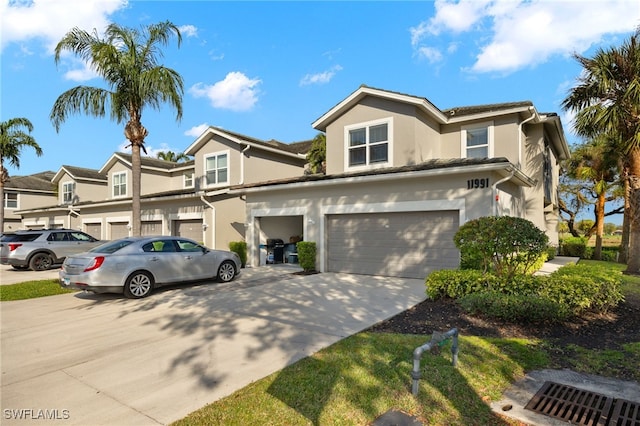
[174,219,203,242]
[327,211,460,279]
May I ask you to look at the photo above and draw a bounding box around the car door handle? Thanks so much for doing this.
[150,257,160,262]
[185,256,192,260]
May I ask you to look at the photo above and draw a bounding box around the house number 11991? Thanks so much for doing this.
[467,178,489,189]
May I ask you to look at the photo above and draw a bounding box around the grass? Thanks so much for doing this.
[172,260,640,426]
[0,279,76,301]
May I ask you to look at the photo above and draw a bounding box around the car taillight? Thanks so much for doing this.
[8,243,22,251]
[84,256,105,272]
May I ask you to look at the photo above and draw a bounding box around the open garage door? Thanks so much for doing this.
[327,211,460,279]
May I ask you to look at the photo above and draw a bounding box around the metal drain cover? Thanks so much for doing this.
[525,381,640,426]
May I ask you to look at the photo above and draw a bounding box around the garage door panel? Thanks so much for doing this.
[327,211,459,279]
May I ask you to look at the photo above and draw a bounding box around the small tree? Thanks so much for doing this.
[228,241,247,267]
[305,133,326,174]
[454,216,549,281]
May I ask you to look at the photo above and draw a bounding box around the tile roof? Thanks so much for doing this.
[209,127,313,155]
[5,172,56,192]
[61,165,107,181]
[114,153,195,169]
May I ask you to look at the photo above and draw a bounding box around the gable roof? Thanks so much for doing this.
[99,152,195,174]
[184,126,309,159]
[52,165,107,184]
[4,171,56,193]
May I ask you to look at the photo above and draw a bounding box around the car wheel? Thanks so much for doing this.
[124,271,154,299]
[11,265,29,270]
[217,260,236,283]
[29,253,53,271]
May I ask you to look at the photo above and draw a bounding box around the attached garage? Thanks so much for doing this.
[141,220,162,236]
[174,219,203,242]
[326,211,460,279]
[85,223,102,239]
[110,222,129,240]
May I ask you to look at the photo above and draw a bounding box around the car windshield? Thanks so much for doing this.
[89,240,134,254]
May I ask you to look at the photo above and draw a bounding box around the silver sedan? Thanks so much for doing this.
[59,236,241,298]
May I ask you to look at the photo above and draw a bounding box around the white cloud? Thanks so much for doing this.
[178,24,198,38]
[0,0,127,53]
[411,0,640,74]
[62,57,99,82]
[189,72,261,112]
[416,47,443,64]
[299,65,343,86]
[185,123,210,138]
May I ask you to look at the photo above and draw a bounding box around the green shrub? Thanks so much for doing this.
[458,291,570,323]
[425,269,495,300]
[542,263,624,313]
[454,216,549,280]
[296,241,317,272]
[546,246,557,261]
[560,237,588,258]
[599,248,619,262]
[228,241,247,267]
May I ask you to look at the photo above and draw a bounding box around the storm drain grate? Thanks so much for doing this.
[525,381,640,426]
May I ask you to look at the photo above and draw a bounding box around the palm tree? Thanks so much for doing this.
[562,28,640,274]
[50,21,183,236]
[564,137,622,259]
[0,118,42,232]
[306,133,326,174]
[156,150,190,162]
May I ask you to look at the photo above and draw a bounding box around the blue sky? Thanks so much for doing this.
[1,0,639,223]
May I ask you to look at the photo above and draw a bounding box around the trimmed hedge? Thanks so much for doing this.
[459,291,570,323]
[229,241,247,267]
[296,241,317,272]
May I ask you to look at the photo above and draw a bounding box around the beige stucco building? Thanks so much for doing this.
[5,85,569,280]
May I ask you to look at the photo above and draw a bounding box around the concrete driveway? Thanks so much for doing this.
[1,266,426,425]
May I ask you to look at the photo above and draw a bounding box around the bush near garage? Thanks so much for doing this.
[296,241,317,272]
[454,216,549,280]
[427,217,624,323]
[229,241,247,267]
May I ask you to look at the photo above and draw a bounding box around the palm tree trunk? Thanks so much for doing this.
[624,151,640,274]
[619,173,630,264]
[594,193,605,260]
[0,166,5,233]
[131,143,141,237]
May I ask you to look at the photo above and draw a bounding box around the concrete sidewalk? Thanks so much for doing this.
[534,255,579,275]
[1,267,426,425]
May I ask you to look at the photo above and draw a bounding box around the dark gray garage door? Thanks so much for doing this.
[327,211,460,279]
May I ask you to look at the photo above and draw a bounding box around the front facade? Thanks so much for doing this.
[235,86,570,279]
[13,128,309,250]
[6,85,569,280]
[2,171,57,233]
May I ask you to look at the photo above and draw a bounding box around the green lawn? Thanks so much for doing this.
[173,261,640,426]
[0,279,76,301]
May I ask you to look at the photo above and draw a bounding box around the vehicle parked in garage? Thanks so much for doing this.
[59,236,241,298]
[0,229,104,271]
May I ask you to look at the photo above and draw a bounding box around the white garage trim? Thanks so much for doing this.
[319,199,465,273]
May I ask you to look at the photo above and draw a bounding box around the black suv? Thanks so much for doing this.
[0,229,104,271]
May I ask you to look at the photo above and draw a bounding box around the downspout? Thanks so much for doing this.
[518,106,538,169]
[200,196,216,248]
[67,206,80,229]
[492,170,515,216]
[239,144,251,185]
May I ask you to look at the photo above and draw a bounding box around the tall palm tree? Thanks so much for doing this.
[50,21,183,236]
[0,118,42,232]
[564,136,622,259]
[562,28,640,274]
[156,150,189,162]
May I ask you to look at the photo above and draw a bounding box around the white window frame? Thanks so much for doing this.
[62,181,76,204]
[461,121,494,159]
[4,192,18,209]
[204,150,230,188]
[112,171,128,198]
[184,171,194,188]
[344,117,393,171]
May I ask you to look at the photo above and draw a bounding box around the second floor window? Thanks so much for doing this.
[62,182,76,204]
[113,172,127,197]
[462,122,493,159]
[184,171,194,188]
[346,119,391,168]
[4,192,17,209]
[205,152,228,186]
